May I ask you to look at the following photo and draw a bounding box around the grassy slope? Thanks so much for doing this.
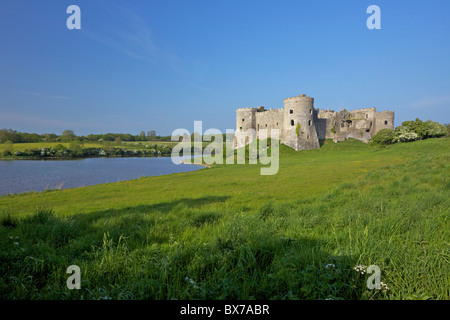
[0,138,448,300]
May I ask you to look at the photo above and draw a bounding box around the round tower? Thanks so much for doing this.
[234,107,256,149]
[283,94,320,150]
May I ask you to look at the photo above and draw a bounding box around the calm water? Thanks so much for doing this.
[0,157,202,197]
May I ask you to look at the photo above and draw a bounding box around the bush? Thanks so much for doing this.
[370,129,395,146]
[394,126,418,142]
[393,119,447,142]
[424,120,447,138]
[401,119,428,139]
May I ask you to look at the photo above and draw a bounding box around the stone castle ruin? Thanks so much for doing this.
[234,93,394,151]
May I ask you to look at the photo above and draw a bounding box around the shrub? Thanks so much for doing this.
[394,125,418,142]
[370,129,395,146]
[397,131,419,142]
[401,118,428,139]
[394,119,446,142]
[424,120,447,138]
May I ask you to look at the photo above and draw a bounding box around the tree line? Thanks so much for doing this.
[0,129,172,144]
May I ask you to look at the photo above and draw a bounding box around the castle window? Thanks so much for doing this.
[384,120,388,125]
[239,127,242,131]
[366,114,368,119]
[242,119,245,122]
[308,120,312,126]
[276,122,278,126]
[291,120,294,126]
[257,124,259,131]
[290,109,293,114]
[307,135,310,140]
[309,109,312,114]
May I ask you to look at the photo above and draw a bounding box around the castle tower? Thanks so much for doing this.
[374,110,395,133]
[234,107,256,149]
[282,94,320,151]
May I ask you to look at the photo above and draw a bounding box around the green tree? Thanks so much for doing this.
[69,140,84,156]
[62,130,76,142]
[3,140,14,156]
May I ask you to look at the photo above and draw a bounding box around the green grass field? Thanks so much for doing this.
[0,138,448,300]
[0,142,110,153]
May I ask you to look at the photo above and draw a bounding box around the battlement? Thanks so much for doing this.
[284,94,314,102]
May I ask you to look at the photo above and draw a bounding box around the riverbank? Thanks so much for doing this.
[180,159,213,168]
[0,154,172,161]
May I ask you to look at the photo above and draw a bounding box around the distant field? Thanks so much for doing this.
[0,138,448,300]
[0,141,178,152]
[0,142,103,152]
[122,141,213,147]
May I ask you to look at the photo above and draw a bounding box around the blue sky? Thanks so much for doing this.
[0,0,449,136]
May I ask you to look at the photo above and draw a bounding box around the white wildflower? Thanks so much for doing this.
[380,282,390,291]
[325,264,336,269]
[353,265,367,274]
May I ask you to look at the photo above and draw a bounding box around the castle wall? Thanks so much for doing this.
[255,108,284,140]
[315,117,328,140]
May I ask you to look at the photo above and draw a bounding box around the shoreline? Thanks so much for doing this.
[0,154,172,161]
[180,160,213,168]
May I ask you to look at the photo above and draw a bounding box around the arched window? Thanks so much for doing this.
[291,120,294,126]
